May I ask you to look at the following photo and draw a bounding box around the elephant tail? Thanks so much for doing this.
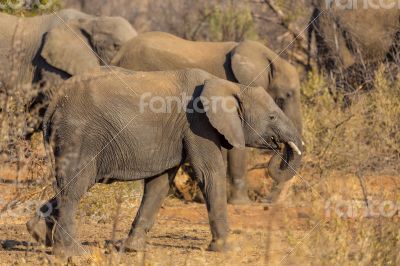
[43,102,56,180]
[43,89,65,179]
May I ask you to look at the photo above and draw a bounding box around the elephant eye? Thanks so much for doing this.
[113,43,121,49]
[268,113,277,121]
[286,91,293,98]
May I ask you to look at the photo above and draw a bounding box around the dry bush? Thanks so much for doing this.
[146,0,258,41]
[301,65,400,178]
[206,2,257,41]
[0,0,61,15]
[298,65,400,264]
[0,69,43,183]
[285,174,400,265]
[309,215,400,265]
[0,5,56,205]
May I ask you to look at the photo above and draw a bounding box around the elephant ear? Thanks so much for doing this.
[201,79,245,149]
[231,40,274,88]
[41,22,99,76]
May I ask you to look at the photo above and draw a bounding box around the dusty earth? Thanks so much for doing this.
[1,171,398,265]
[0,171,315,266]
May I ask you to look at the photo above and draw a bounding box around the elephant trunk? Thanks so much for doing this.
[268,117,303,183]
[280,94,303,135]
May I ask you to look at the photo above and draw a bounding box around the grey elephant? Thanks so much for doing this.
[111,31,303,203]
[0,9,136,85]
[37,13,137,80]
[26,67,302,257]
[309,0,400,88]
[1,9,88,86]
[0,9,137,132]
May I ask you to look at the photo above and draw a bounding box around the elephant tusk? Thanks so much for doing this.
[288,141,302,156]
[302,140,305,146]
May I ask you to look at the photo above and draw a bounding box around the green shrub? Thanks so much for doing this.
[206,2,258,41]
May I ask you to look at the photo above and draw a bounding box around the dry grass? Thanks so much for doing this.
[283,174,400,266]
[302,65,400,178]
[1,1,399,264]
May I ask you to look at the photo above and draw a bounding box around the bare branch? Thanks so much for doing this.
[260,0,307,45]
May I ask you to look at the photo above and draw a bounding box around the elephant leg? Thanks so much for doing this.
[26,197,58,247]
[183,121,231,251]
[195,163,229,251]
[227,148,251,205]
[124,167,178,252]
[52,166,94,258]
[193,150,227,204]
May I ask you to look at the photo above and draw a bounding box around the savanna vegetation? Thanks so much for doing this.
[0,0,399,265]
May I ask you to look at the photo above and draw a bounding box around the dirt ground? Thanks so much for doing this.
[0,170,310,266]
[1,170,398,265]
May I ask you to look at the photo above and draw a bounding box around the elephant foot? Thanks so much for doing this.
[193,190,205,204]
[53,242,87,259]
[228,189,251,205]
[26,216,53,246]
[123,233,147,252]
[207,238,230,252]
[228,194,251,205]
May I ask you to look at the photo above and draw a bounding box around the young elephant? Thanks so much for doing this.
[111,31,303,203]
[26,68,302,257]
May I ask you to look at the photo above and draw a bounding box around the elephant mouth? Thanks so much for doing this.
[259,136,302,157]
[268,136,280,150]
[253,136,280,150]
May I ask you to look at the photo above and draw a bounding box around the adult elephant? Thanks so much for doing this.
[0,9,137,132]
[26,67,303,257]
[309,0,400,88]
[0,9,136,85]
[111,31,303,203]
[1,9,83,85]
[36,13,137,81]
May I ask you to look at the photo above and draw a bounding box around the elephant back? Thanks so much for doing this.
[112,31,236,80]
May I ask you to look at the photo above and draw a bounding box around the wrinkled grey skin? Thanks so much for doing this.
[0,9,137,86]
[111,32,303,203]
[26,68,302,257]
[309,0,400,88]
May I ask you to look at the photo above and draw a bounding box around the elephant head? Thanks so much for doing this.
[230,40,302,134]
[201,79,303,183]
[229,41,303,181]
[41,16,137,76]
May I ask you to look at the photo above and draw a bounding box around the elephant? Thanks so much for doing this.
[111,31,303,203]
[308,0,400,89]
[0,9,137,132]
[36,12,137,80]
[1,9,84,85]
[26,67,303,257]
[0,9,136,85]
